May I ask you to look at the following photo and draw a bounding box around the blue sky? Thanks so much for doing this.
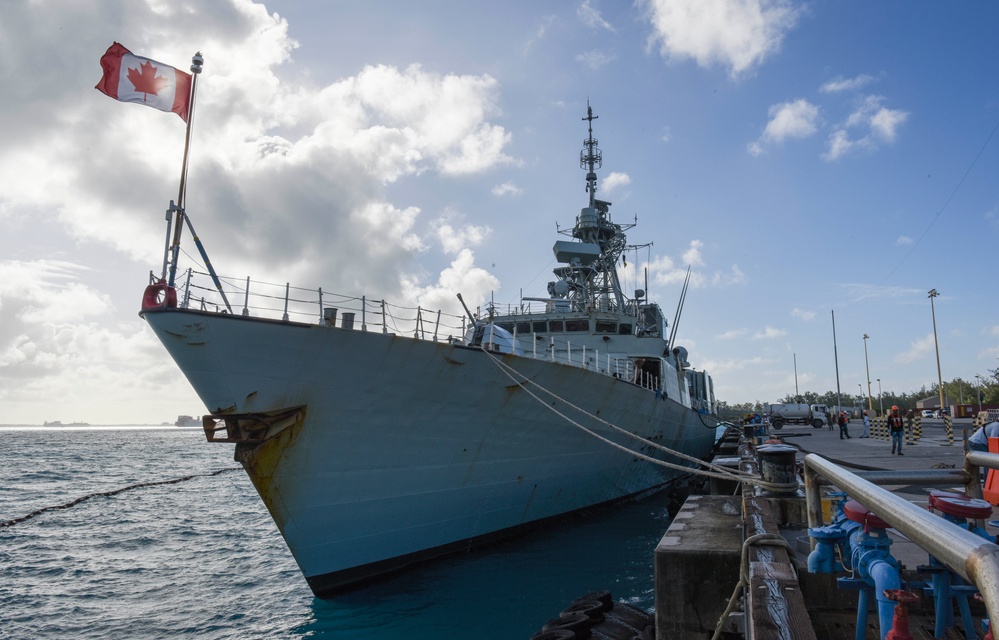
[1,0,997,423]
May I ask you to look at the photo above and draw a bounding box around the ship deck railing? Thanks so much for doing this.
[169,269,682,397]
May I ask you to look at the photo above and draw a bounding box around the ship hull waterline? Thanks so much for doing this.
[141,307,717,597]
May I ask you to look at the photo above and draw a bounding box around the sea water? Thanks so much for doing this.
[0,427,675,639]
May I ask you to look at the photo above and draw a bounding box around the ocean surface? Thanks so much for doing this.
[0,426,677,639]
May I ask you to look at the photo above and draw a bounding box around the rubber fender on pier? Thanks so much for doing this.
[529,631,576,640]
[529,592,655,640]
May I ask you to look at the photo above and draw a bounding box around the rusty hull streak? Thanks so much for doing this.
[235,419,304,532]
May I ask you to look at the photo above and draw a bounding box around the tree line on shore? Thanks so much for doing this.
[719,370,999,419]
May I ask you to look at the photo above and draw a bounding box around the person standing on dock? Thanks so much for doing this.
[968,421,999,452]
[888,405,905,455]
[860,410,870,438]
[838,411,851,439]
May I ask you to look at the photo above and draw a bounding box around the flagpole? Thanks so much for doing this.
[166,51,204,287]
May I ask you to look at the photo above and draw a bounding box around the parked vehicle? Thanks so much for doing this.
[768,403,826,430]
[921,409,934,418]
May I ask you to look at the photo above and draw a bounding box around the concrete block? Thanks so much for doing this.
[654,494,744,639]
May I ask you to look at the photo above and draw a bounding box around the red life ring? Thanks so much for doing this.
[141,280,178,310]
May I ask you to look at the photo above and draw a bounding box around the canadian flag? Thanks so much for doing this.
[95,42,191,122]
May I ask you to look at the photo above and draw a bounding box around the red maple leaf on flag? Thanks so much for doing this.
[126,59,170,103]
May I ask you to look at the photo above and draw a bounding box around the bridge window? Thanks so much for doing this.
[595,321,616,333]
[618,323,632,335]
[533,321,547,333]
[549,320,564,332]
[565,319,588,332]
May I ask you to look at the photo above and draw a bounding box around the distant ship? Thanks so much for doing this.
[139,105,720,597]
[43,421,90,427]
[175,415,201,427]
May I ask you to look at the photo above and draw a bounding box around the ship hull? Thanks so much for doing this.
[142,308,716,596]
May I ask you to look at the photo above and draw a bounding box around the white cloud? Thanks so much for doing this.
[492,182,523,197]
[820,74,876,93]
[716,328,749,340]
[602,171,631,194]
[578,0,615,31]
[753,325,787,340]
[896,236,913,245]
[748,99,820,156]
[642,0,802,78]
[433,213,492,254]
[682,240,706,266]
[823,95,908,160]
[894,333,935,364]
[791,308,816,321]
[712,264,746,286]
[576,50,617,70]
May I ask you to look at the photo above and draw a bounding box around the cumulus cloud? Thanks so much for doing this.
[752,325,787,340]
[433,212,492,254]
[601,171,631,194]
[791,308,816,321]
[823,95,909,160]
[0,259,201,422]
[894,333,935,365]
[748,99,820,156]
[492,182,523,197]
[0,0,518,421]
[642,0,802,78]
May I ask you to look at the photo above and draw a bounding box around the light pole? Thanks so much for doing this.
[858,383,863,416]
[877,378,883,416]
[863,333,874,413]
[928,289,945,414]
[977,374,983,412]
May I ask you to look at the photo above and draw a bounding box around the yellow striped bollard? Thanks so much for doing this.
[914,417,922,443]
[944,414,953,445]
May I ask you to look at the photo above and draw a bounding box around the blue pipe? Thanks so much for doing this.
[869,558,901,639]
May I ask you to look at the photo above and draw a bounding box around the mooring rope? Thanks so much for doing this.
[480,350,786,488]
[0,467,242,528]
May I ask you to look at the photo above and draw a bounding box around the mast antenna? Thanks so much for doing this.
[580,101,602,206]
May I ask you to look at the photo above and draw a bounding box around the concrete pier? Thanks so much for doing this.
[655,417,995,639]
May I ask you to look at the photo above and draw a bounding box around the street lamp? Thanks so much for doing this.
[858,383,863,415]
[863,333,874,413]
[977,374,983,412]
[877,378,883,416]
[928,289,945,415]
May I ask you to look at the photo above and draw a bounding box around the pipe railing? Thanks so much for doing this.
[803,452,999,628]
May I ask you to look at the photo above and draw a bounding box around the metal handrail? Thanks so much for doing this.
[803,453,999,626]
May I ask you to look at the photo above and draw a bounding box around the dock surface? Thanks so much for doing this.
[656,416,996,640]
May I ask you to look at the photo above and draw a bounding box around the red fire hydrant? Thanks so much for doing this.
[884,589,920,640]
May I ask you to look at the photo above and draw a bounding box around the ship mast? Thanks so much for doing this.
[581,104,601,209]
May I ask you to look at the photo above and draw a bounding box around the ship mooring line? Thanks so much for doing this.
[0,467,242,528]
[482,351,787,489]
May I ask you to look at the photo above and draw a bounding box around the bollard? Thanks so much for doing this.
[757,444,798,494]
[944,415,954,446]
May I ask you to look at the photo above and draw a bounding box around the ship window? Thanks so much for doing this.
[533,321,547,333]
[516,321,531,334]
[595,321,616,333]
[549,320,564,332]
[496,322,514,332]
[618,323,632,335]
[565,319,588,332]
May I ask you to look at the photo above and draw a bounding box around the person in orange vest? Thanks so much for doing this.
[837,411,851,439]
[888,405,905,455]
